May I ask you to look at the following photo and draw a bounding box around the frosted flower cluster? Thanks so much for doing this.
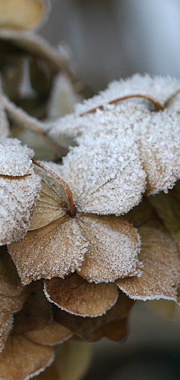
[1,74,180,380]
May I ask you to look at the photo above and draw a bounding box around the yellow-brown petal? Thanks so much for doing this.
[0,335,54,380]
[24,321,72,346]
[44,273,118,317]
[8,217,88,285]
[29,180,67,231]
[77,215,141,283]
[0,0,50,31]
[117,227,180,302]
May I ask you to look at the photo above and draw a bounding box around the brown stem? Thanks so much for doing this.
[2,95,69,155]
[80,94,164,116]
[33,160,75,217]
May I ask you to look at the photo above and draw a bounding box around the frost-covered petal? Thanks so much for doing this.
[0,246,22,296]
[0,138,33,176]
[77,215,142,283]
[0,173,41,245]
[0,335,54,380]
[138,110,180,193]
[61,136,146,215]
[0,0,50,31]
[117,227,180,302]
[44,274,118,317]
[8,217,89,285]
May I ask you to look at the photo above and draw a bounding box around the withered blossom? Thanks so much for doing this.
[1,73,180,380]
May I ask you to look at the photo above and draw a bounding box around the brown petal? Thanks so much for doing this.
[0,0,50,31]
[53,292,134,340]
[24,321,72,346]
[77,215,141,283]
[0,335,54,380]
[117,227,180,302]
[13,281,52,335]
[0,246,22,296]
[44,274,118,317]
[9,217,88,285]
[0,312,13,352]
[29,180,66,231]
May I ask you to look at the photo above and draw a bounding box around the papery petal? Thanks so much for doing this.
[0,335,54,380]
[24,321,72,346]
[44,273,118,317]
[117,227,180,302]
[77,215,142,283]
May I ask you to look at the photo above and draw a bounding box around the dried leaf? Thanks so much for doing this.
[44,273,118,317]
[89,317,128,342]
[77,215,141,283]
[0,290,27,314]
[0,0,50,31]
[0,335,54,380]
[53,292,134,340]
[125,198,162,229]
[13,281,52,335]
[24,321,72,346]
[117,227,180,302]
[0,312,13,352]
[0,138,33,176]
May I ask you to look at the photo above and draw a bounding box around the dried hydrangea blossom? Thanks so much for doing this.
[8,161,180,324]
[8,161,142,288]
[0,0,50,32]
[0,138,41,245]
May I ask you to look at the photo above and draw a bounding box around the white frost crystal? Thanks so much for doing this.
[0,138,41,244]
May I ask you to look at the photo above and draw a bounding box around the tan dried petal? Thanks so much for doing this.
[13,281,52,335]
[9,217,88,285]
[44,273,118,317]
[29,180,66,231]
[0,0,50,31]
[125,198,162,229]
[0,312,13,353]
[24,321,72,346]
[77,215,141,283]
[0,335,54,380]
[117,227,180,302]
[53,292,134,340]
